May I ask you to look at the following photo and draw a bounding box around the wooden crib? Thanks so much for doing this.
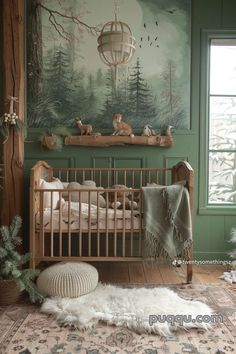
[29,160,194,282]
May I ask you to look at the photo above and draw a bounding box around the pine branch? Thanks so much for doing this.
[0,225,10,243]
[0,247,8,258]
[0,215,44,303]
[9,215,22,240]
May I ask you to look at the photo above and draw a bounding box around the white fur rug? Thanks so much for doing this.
[41,283,214,336]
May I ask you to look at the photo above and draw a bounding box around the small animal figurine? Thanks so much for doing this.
[142,125,157,137]
[112,113,134,137]
[76,118,93,135]
[163,125,174,136]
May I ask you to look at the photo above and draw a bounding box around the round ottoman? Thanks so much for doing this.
[37,262,98,297]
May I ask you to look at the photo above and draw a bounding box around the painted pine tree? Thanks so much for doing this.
[44,46,73,125]
[128,58,157,127]
[159,61,185,127]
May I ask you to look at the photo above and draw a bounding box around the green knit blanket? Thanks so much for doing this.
[142,183,192,260]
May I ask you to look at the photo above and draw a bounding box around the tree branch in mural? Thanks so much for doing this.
[36,2,101,39]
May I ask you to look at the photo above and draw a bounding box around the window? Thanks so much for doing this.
[208,39,236,205]
[199,31,236,214]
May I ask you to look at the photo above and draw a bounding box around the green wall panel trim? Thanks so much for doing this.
[193,251,232,261]
[199,206,236,216]
[92,157,113,168]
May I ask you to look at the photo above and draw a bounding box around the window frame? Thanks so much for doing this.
[199,29,236,215]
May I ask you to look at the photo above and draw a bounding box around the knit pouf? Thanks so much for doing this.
[37,262,98,297]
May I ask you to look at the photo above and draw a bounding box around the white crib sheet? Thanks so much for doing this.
[36,201,140,232]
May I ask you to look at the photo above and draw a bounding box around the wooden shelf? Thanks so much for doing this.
[64,135,173,147]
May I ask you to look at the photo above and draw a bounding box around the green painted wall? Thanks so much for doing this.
[1,0,236,260]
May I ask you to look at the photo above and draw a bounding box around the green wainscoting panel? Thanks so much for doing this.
[92,157,113,168]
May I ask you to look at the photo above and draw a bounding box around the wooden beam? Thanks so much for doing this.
[1,0,25,225]
[64,135,174,147]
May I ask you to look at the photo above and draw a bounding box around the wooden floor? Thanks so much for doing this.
[90,262,227,284]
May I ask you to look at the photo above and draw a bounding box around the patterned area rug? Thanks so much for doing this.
[0,283,235,354]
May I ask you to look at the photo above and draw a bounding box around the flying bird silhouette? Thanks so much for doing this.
[155,36,158,41]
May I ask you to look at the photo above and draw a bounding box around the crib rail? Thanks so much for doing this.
[52,167,173,188]
[33,188,142,262]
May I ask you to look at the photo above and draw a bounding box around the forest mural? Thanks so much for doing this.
[27,0,191,130]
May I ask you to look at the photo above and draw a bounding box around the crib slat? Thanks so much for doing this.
[39,191,44,257]
[79,191,82,257]
[130,191,134,257]
[138,190,142,256]
[88,191,91,257]
[99,170,102,187]
[122,192,125,257]
[140,171,143,189]
[50,191,54,257]
[59,192,62,257]
[97,191,100,257]
[114,191,117,257]
[107,170,110,187]
[68,192,71,257]
[105,191,109,257]
[124,170,127,186]
[132,170,135,188]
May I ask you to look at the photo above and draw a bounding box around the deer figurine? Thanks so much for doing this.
[76,118,93,135]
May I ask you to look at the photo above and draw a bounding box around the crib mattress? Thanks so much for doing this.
[36,201,140,232]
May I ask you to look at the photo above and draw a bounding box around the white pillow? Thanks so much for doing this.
[67,181,106,207]
[39,178,64,209]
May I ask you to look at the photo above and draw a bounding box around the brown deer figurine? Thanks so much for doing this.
[76,118,93,135]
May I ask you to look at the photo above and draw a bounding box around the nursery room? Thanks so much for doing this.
[0,0,235,353]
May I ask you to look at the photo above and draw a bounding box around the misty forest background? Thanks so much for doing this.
[27,0,190,131]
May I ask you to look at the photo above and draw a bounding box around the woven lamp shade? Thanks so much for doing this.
[97,20,135,66]
[37,262,98,298]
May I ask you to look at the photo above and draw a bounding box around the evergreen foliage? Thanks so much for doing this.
[44,46,73,124]
[27,43,186,130]
[128,58,157,125]
[229,228,236,260]
[158,61,185,127]
[0,216,44,303]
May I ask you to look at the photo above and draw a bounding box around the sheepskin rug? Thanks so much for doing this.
[41,283,214,336]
